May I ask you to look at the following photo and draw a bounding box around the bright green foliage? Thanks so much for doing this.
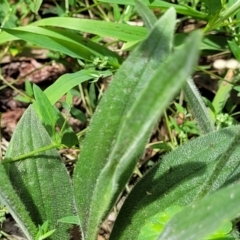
[138,205,233,240]
[32,17,147,42]
[137,206,182,240]
[44,69,112,105]
[35,220,56,240]
[158,182,240,240]
[0,26,121,67]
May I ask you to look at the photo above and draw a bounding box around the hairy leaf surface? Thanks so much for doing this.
[4,106,75,239]
[110,125,240,239]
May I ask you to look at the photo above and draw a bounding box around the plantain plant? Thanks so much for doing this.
[1,1,240,240]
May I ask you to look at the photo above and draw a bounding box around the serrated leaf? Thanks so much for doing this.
[0,163,37,239]
[110,126,240,239]
[4,106,75,239]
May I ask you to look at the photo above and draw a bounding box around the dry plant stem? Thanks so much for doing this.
[85,0,94,19]
[195,130,240,200]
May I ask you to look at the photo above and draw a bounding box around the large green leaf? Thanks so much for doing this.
[3,106,75,239]
[0,163,37,239]
[0,26,121,66]
[159,181,240,240]
[135,0,214,135]
[73,8,201,240]
[73,8,176,240]
[110,125,240,239]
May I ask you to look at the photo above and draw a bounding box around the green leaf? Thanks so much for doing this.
[135,0,214,135]
[184,78,215,134]
[138,205,182,240]
[73,8,201,240]
[3,106,75,239]
[158,182,240,240]
[135,0,156,29]
[228,40,240,61]
[0,26,121,66]
[138,205,233,240]
[32,17,147,42]
[44,69,111,105]
[110,126,240,239]
[58,216,80,225]
[33,84,59,140]
[98,0,208,20]
[0,163,37,239]
[33,84,78,146]
[203,0,222,15]
[73,8,177,240]
[29,0,42,14]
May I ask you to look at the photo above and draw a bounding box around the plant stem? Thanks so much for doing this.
[3,143,61,163]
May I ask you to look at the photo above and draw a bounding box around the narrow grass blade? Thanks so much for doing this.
[135,0,156,29]
[4,106,75,239]
[44,69,111,105]
[0,163,37,239]
[1,26,121,66]
[212,76,235,116]
[99,0,208,20]
[110,125,240,239]
[32,17,147,42]
[159,182,240,240]
[184,78,215,133]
